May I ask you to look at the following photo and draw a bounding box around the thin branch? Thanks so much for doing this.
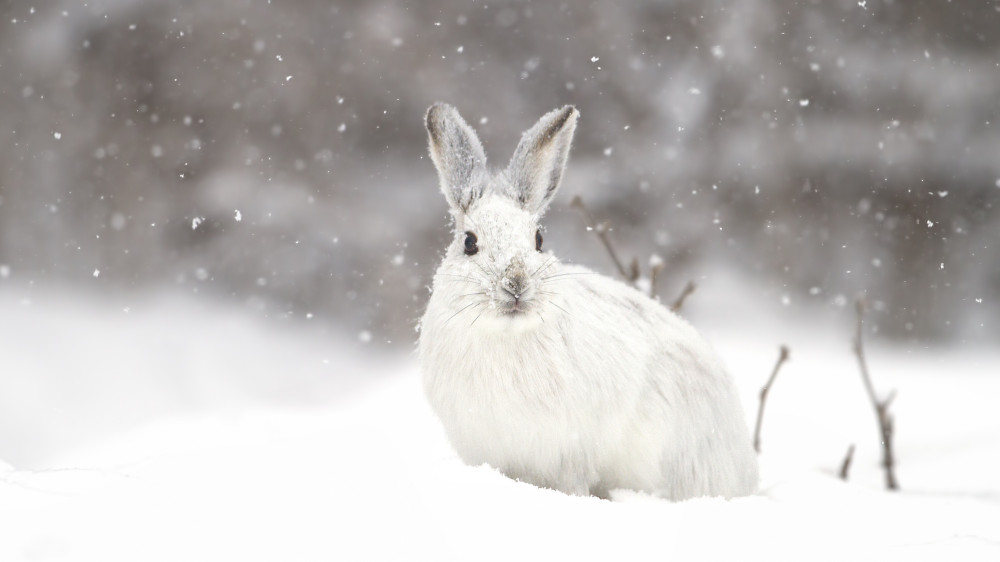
[853,297,899,491]
[570,195,634,283]
[648,257,665,300]
[753,345,791,453]
[839,444,856,480]
[669,281,697,313]
[628,257,640,283]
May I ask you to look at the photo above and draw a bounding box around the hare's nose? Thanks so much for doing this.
[501,257,528,298]
[500,279,524,300]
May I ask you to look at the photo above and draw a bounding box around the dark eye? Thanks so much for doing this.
[535,229,543,252]
[463,231,478,256]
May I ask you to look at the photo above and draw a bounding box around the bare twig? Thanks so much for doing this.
[753,345,791,453]
[570,196,695,311]
[669,281,697,313]
[628,257,640,283]
[570,195,634,283]
[839,444,856,480]
[853,297,899,491]
[648,257,665,300]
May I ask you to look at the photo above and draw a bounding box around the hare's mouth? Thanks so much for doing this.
[475,295,543,332]
[496,293,532,316]
[500,304,528,316]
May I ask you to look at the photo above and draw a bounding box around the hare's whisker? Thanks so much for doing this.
[444,301,481,325]
[530,255,558,278]
[548,300,573,319]
[533,263,558,280]
[472,260,497,281]
[457,292,487,299]
[540,277,595,285]
[434,273,482,283]
[541,272,598,280]
[540,276,593,285]
[469,308,487,327]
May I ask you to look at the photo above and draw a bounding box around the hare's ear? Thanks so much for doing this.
[504,105,579,215]
[425,103,487,212]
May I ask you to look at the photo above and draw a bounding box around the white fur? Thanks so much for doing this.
[419,104,759,500]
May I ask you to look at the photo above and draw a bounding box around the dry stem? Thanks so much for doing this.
[570,196,636,283]
[753,345,791,453]
[853,298,899,491]
[669,281,697,313]
[839,444,856,480]
[570,196,696,312]
[649,260,665,300]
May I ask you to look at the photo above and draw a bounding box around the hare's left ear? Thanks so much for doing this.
[425,103,487,212]
[504,105,579,215]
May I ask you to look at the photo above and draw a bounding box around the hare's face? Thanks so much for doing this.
[440,194,557,323]
[424,103,578,330]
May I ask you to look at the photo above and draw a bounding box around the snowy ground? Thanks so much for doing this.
[1,287,998,561]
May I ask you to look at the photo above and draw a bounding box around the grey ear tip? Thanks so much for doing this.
[547,105,579,133]
[427,101,450,112]
[426,102,455,120]
[426,102,455,135]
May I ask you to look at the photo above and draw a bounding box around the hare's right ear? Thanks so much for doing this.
[425,103,487,212]
[504,105,578,215]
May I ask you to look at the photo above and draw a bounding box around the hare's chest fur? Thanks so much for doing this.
[419,306,619,493]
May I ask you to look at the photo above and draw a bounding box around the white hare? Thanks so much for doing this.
[419,103,759,500]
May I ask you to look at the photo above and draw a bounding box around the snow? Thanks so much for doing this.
[2,289,999,561]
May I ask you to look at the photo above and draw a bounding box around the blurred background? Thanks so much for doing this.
[1,0,998,348]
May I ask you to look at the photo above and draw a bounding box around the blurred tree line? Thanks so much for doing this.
[0,0,997,345]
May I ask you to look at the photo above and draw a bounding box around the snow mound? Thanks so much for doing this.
[1,291,999,561]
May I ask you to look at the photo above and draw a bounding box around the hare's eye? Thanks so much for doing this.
[535,229,543,252]
[463,231,478,256]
